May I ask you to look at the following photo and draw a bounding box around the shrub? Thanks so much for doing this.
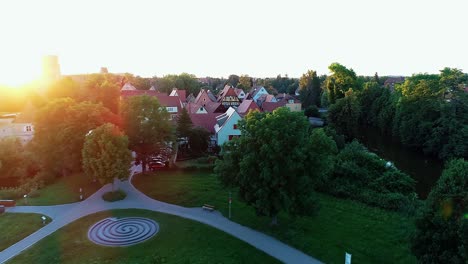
[102,189,126,202]
[304,105,319,117]
[0,187,22,199]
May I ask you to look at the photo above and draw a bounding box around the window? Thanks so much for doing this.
[288,99,294,104]
[166,107,178,113]
[25,125,32,132]
[228,135,233,141]
[233,124,237,129]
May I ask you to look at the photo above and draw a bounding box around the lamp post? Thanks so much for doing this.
[24,194,28,205]
[228,191,232,219]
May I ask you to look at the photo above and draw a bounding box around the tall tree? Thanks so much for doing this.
[226,74,240,87]
[215,108,337,225]
[299,70,321,107]
[411,159,468,263]
[121,95,173,173]
[325,63,358,104]
[327,90,361,139]
[82,123,132,191]
[238,75,253,91]
[32,98,115,176]
[176,108,193,139]
[46,77,80,100]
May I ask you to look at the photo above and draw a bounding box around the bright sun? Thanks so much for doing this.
[0,56,42,88]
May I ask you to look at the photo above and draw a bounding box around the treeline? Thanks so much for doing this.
[325,65,468,160]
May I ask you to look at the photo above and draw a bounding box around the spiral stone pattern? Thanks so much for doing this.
[88,217,159,246]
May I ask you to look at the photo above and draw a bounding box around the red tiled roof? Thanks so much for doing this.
[121,90,182,111]
[189,113,218,134]
[185,102,206,114]
[204,101,226,113]
[262,101,286,112]
[178,90,187,102]
[237,99,260,115]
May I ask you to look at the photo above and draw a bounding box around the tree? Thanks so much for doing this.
[46,77,80,100]
[411,159,468,263]
[327,91,361,139]
[238,75,253,91]
[325,63,358,104]
[84,74,121,113]
[299,70,322,108]
[82,123,132,191]
[176,108,193,139]
[226,74,240,87]
[215,108,337,225]
[121,95,173,173]
[188,127,210,155]
[32,98,116,176]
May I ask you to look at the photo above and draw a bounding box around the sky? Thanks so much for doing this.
[1,0,467,85]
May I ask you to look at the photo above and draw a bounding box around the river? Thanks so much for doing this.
[357,127,444,199]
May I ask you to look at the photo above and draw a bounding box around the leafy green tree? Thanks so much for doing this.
[46,77,80,100]
[411,159,468,263]
[188,127,210,156]
[325,63,358,104]
[215,108,337,225]
[121,95,173,173]
[0,139,33,180]
[226,74,240,87]
[327,91,361,139]
[299,70,321,107]
[83,74,121,113]
[82,123,132,191]
[304,105,319,117]
[325,141,416,210]
[176,108,193,139]
[32,98,115,176]
[238,75,253,91]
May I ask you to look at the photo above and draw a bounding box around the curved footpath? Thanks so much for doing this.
[1,165,322,264]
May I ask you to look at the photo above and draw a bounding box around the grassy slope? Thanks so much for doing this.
[8,209,280,264]
[0,213,50,252]
[133,170,416,264]
[15,174,101,206]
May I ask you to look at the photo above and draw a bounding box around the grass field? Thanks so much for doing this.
[15,174,101,206]
[0,213,50,252]
[133,170,417,264]
[8,209,280,264]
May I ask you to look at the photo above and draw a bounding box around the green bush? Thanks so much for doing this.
[0,187,22,199]
[102,189,126,202]
[324,141,417,211]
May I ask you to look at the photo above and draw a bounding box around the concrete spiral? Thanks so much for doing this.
[88,217,159,246]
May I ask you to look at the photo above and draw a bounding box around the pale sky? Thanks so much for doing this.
[1,0,467,85]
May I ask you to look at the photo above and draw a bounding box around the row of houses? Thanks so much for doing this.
[120,83,302,145]
[0,83,302,147]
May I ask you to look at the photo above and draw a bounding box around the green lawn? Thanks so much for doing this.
[16,174,101,206]
[0,213,51,252]
[133,170,417,264]
[8,209,280,264]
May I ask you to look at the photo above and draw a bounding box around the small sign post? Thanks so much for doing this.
[41,216,46,225]
[345,252,352,264]
[228,191,232,219]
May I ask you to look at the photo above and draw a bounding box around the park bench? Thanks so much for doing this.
[0,205,4,214]
[0,200,15,207]
[202,204,215,212]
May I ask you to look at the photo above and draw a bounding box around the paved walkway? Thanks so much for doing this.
[1,165,322,264]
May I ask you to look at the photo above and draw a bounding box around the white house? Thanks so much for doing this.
[214,107,242,145]
[0,115,34,144]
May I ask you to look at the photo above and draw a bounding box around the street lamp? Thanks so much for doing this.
[24,194,28,205]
